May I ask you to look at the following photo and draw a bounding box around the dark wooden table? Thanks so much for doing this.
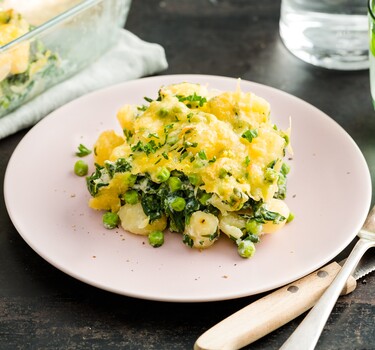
[1,1,375,349]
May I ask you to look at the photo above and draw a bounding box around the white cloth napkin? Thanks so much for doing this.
[0,29,168,139]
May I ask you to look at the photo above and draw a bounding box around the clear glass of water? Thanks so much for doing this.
[280,0,369,70]
[369,0,375,107]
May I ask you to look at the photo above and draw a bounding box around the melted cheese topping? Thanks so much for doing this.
[0,9,30,79]
[91,82,291,214]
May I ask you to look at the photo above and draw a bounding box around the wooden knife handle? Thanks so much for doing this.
[194,262,357,350]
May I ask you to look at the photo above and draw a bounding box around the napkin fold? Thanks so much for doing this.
[0,29,168,139]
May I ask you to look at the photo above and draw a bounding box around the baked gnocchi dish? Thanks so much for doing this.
[84,81,293,258]
[0,8,60,117]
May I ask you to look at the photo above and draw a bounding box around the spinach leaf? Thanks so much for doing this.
[86,164,110,196]
[141,194,163,222]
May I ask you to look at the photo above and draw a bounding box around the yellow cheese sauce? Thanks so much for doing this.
[87,82,293,258]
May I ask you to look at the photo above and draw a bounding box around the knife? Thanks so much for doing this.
[280,205,375,350]
[194,249,375,350]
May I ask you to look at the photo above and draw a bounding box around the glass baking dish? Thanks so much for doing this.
[0,0,132,118]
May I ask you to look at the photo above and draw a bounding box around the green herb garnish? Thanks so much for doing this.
[76,144,92,157]
[242,129,258,143]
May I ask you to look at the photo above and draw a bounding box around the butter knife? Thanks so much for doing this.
[194,209,375,350]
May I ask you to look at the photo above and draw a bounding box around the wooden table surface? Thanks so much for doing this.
[1,1,375,349]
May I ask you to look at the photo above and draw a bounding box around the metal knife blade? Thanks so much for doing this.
[348,250,375,280]
[194,254,374,350]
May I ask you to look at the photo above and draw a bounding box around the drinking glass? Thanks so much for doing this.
[280,0,369,70]
[369,0,375,107]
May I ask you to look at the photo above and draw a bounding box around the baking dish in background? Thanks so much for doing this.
[0,0,132,118]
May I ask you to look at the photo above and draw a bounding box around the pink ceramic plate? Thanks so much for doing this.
[4,75,372,302]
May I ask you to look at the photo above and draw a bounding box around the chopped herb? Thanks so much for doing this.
[183,234,194,248]
[137,105,148,111]
[123,129,133,141]
[131,140,161,156]
[76,144,92,157]
[183,141,198,148]
[202,231,219,241]
[250,203,286,224]
[179,151,189,162]
[267,160,276,169]
[187,112,194,122]
[104,158,132,177]
[198,150,207,160]
[242,129,258,143]
[219,168,231,179]
[164,124,174,133]
[282,133,290,146]
[245,156,250,166]
[177,93,207,108]
[148,132,160,139]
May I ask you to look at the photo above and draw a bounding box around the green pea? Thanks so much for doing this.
[74,160,88,176]
[278,173,287,186]
[188,173,202,186]
[245,219,263,235]
[170,197,186,212]
[237,239,256,258]
[124,190,138,204]
[124,173,137,186]
[281,162,290,176]
[102,212,119,229]
[199,192,212,205]
[265,168,277,183]
[168,176,182,192]
[287,212,295,223]
[148,230,164,247]
[155,167,170,183]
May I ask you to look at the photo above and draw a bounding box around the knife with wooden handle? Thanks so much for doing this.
[280,205,375,350]
[194,254,374,350]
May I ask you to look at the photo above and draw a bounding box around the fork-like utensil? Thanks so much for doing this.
[280,205,375,350]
